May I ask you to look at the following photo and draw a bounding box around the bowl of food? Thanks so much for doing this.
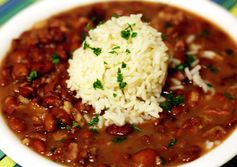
[0,0,237,166]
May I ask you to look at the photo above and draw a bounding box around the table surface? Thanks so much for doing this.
[0,0,237,167]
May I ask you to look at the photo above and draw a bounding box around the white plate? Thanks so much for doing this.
[0,0,237,167]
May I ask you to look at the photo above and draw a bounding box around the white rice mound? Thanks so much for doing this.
[67,14,169,127]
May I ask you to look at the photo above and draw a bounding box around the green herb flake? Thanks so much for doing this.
[104,61,108,65]
[92,47,102,56]
[113,93,117,97]
[121,30,131,40]
[112,13,120,18]
[51,53,60,64]
[126,49,131,54]
[88,114,99,126]
[207,83,213,88]
[112,46,120,50]
[224,92,234,100]
[90,128,99,134]
[168,138,177,148]
[161,33,167,41]
[160,92,184,111]
[121,62,127,68]
[132,124,142,132]
[206,65,219,74]
[112,136,127,143]
[117,68,127,89]
[93,79,104,90]
[27,70,38,81]
[175,54,196,71]
[131,32,138,38]
[72,121,81,129]
[83,41,90,50]
[57,138,66,143]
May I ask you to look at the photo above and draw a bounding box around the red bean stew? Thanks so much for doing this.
[1,1,237,167]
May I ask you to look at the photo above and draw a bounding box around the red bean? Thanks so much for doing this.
[51,107,71,125]
[31,61,53,74]
[8,118,26,133]
[44,112,57,132]
[10,50,27,64]
[74,102,93,114]
[19,83,34,97]
[12,63,28,80]
[3,96,19,115]
[28,133,47,142]
[32,139,46,154]
[171,106,185,116]
[132,148,157,167]
[42,95,62,107]
[106,124,133,136]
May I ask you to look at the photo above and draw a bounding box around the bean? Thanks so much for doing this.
[8,118,26,133]
[51,107,71,125]
[132,148,157,167]
[12,63,28,80]
[42,95,62,107]
[19,83,34,97]
[3,96,19,115]
[10,50,27,64]
[74,102,93,114]
[32,139,46,154]
[171,106,185,116]
[28,132,47,142]
[106,124,133,136]
[31,61,53,74]
[44,112,57,132]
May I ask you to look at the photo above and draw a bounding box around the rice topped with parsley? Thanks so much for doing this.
[67,14,169,127]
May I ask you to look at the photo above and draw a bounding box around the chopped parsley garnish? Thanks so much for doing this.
[164,22,173,29]
[104,61,108,65]
[27,70,38,81]
[206,65,219,74]
[112,13,120,18]
[112,136,127,143]
[72,121,81,129]
[121,62,127,68]
[93,79,104,90]
[120,23,137,40]
[207,83,213,88]
[92,47,102,56]
[160,92,184,111]
[90,128,99,134]
[57,138,66,143]
[88,114,99,126]
[131,32,138,38]
[117,68,127,89]
[109,45,120,54]
[175,54,196,71]
[132,124,142,132]
[168,138,177,148]
[126,49,131,54]
[113,93,117,97]
[161,33,167,41]
[66,125,71,130]
[224,92,234,100]
[86,22,93,30]
[51,53,60,64]
[83,41,102,56]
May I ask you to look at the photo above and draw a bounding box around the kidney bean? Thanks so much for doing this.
[18,83,34,97]
[28,132,47,142]
[44,112,57,132]
[171,106,186,116]
[42,95,62,107]
[180,145,202,162]
[3,96,19,115]
[32,139,46,154]
[106,124,133,136]
[132,148,157,167]
[49,27,66,43]
[31,61,53,75]
[8,118,26,133]
[10,50,27,64]
[74,102,93,114]
[51,107,71,125]
[12,63,28,80]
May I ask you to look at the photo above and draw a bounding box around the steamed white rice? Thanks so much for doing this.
[67,14,169,127]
